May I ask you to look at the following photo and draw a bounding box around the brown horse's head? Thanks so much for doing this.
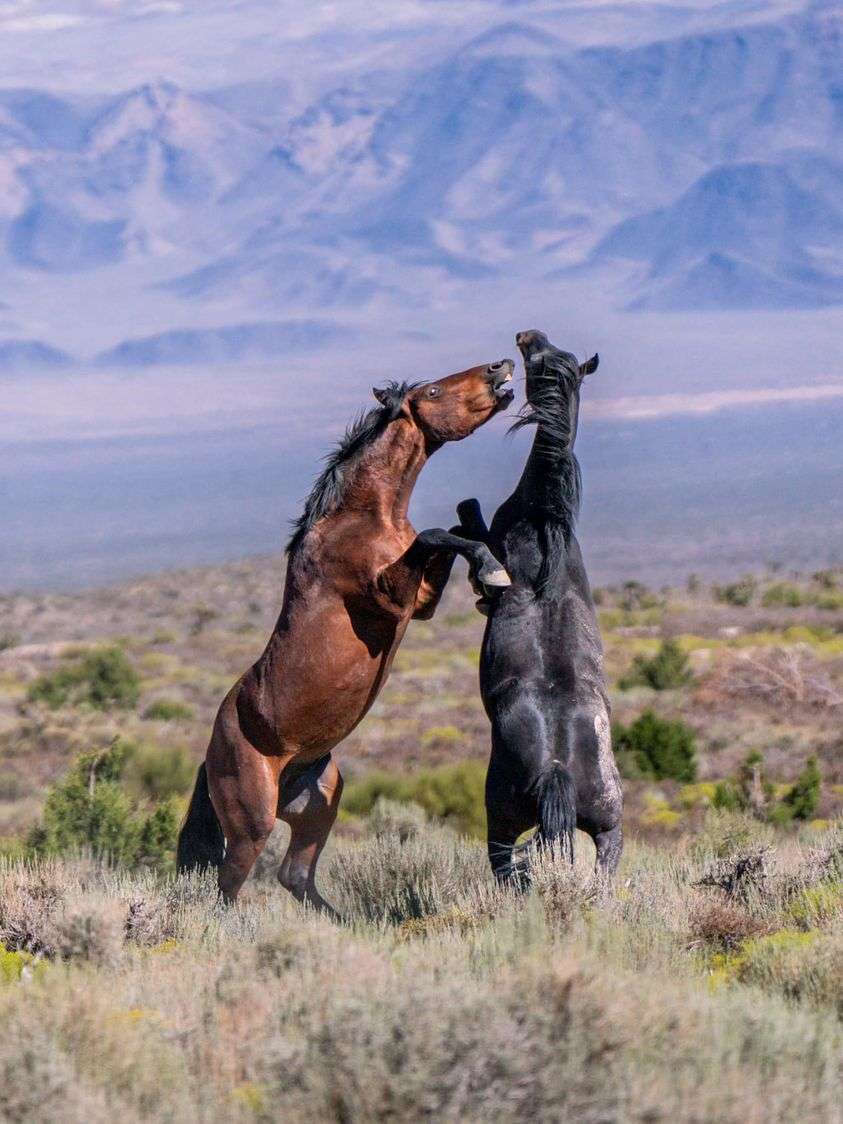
[374,359,514,446]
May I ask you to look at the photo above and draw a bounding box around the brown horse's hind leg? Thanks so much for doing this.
[277,754,343,920]
[206,708,282,904]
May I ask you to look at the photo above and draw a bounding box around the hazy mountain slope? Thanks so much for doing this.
[0,1,841,364]
[591,160,843,308]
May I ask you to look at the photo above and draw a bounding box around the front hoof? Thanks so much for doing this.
[479,567,511,589]
[475,597,491,616]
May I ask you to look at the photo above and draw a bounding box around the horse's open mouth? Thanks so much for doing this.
[491,365,515,407]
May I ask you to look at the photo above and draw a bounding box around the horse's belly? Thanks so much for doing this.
[269,634,401,755]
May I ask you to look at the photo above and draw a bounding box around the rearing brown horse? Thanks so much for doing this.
[177,358,515,910]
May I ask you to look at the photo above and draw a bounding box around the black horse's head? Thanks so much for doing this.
[514,329,598,451]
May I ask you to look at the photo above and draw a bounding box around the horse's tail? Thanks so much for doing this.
[176,762,225,873]
[534,759,576,863]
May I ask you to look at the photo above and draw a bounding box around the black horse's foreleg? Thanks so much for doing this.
[378,529,509,610]
[412,548,457,620]
[454,498,490,542]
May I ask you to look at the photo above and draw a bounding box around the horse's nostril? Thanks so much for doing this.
[488,360,504,371]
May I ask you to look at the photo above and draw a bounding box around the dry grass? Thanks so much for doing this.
[1,816,842,1122]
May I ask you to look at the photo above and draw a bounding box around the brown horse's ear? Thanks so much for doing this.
[372,387,390,406]
[579,353,599,377]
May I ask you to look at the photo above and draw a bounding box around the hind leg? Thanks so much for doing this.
[206,707,282,904]
[593,823,623,879]
[486,745,537,888]
[277,754,343,919]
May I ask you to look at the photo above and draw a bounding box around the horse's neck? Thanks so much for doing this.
[343,418,428,526]
[517,423,581,527]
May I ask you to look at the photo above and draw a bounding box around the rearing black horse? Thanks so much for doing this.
[455,329,623,881]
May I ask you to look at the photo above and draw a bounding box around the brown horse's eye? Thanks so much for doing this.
[427,386,442,399]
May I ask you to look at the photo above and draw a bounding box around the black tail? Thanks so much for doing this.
[534,759,576,862]
[176,763,225,873]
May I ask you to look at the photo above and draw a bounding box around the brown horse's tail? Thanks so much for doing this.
[177,762,225,873]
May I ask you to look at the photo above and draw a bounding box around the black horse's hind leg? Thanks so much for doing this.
[485,733,540,888]
[592,823,623,878]
[487,820,530,888]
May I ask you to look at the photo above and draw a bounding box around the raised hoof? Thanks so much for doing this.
[479,567,511,589]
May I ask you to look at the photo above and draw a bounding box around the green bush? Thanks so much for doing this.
[614,710,697,782]
[618,580,661,611]
[28,646,140,711]
[761,583,805,609]
[344,760,487,837]
[27,741,179,870]
[0,631,20,652]
[713,578,756,607]
[781,755,822,822]
[619,638,693,691]
[123,743,196,801]
[143,699,194,722]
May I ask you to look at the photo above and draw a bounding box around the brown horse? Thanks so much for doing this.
[177,358,515,911]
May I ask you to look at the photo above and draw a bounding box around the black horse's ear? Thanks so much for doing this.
[372,386,390,406]
[579,353,599,377]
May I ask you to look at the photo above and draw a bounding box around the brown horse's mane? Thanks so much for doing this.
[286,380,419,555]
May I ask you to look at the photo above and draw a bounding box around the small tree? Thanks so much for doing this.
[614,710,697,782]
[620,638,693,691]
[27,740,179,869]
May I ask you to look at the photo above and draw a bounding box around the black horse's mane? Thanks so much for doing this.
[508,347,583,536]
[286,381,418,555]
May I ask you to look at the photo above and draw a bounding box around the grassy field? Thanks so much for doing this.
[1,558,842,1120]
[1,815,841,1122]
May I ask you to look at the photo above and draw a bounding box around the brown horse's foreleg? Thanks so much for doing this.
[277,754,344,920]
[206,710,282,904]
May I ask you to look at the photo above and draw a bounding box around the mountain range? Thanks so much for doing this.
[0,1,841,368]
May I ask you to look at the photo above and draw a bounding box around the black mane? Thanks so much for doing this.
[508,346,583,535]
[286,381,417,555]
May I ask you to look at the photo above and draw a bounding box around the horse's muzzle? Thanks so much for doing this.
[487,358,515,402]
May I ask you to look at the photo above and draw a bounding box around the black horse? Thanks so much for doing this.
[455,329,623,882]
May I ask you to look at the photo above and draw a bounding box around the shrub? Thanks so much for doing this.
[618,580,661,611]
[0,631,20,652]
[812,570,837,590]
[123,743,195,801]
[781,755,822,822]
[28,646,140,711]
[713,578,756,607]
[613,710,697,782]
[343,760,487,837]
[713,751,774,817]
[143,699,194,722]
[761,583,805,609]
[27,741,179,870]
[619,638,693,691]
[367,797,427,843]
